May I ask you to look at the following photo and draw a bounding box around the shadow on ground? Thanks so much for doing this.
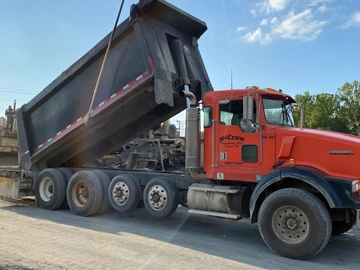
[1,201,360,270]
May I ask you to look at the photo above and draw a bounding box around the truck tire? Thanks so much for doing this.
[332,209,357,235]
[143,178,179,218]
[93,170,111,215]
[258,188,331,260]
[57,168,73,209]
[35,168,67,210]
[67,171,103,217]
[108,174,141,212]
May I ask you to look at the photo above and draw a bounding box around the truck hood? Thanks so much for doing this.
[275,127,360,180]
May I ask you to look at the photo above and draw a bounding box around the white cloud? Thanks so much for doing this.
[271,17,279,24]
[271,9,328,41]
[251,0,289,16]
[353,11,360,24]
[243,27,272,44]
[236,26,247,32]
[263,33,272,43]
[307,0,333,7]
[269,0,289,11]
[341,11,360,29]
[317,5,328,13]
[243,27,263,42]
[260,19,268,25]
[244,0,331,44]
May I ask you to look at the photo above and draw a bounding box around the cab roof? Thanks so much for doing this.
[204,88,296,104]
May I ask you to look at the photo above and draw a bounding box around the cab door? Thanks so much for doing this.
[217,97,261,180]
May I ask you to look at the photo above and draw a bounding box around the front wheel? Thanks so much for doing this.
[258,188,331,260]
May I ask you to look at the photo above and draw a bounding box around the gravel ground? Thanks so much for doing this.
[1,199,359,270]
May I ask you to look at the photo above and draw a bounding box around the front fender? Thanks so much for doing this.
[249,170,281,222]
[250,166,343,223]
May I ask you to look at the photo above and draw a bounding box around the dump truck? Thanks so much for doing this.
[0,0,359,260]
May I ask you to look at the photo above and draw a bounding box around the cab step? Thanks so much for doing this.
[188,209,242,220]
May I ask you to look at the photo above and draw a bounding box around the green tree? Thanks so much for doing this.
[308,93,346,132]
[293,92,349,133]
[336,80,360,135]
[293,91,315,128]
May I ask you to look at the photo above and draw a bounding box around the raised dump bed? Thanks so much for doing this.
[16,0,212,171]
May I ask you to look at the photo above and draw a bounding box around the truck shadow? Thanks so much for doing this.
[2,202,360,269]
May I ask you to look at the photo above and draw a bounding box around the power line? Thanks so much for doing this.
[0,90,38,95]
[0,86,34,91]
[0,101,16,104]
[0,87,39,94]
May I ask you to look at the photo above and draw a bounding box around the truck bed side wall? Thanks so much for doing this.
[16,0,213,171]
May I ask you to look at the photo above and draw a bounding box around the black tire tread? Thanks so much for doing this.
[93,170,111,215]
[143,177,179,218]
[67,171,103,217]
[258,188,331,260]
[57,168,73,209]
[108,174,141,212]
[35,168,67,210]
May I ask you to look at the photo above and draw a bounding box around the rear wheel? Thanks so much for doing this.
[258,188,331,260]
[57,168,73,209]
[93,170,111,215]
[143,178,179,218]
[67,171,103,216]
[108,174,141,212]
[35,168,66,210]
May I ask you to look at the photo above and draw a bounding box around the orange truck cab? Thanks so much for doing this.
[186,86,360,259]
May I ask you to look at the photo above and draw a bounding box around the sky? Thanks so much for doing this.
[0,0,359,119]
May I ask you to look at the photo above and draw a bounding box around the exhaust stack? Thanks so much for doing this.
[185,107,201,169]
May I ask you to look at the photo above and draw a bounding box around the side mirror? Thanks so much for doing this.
[239,119,257,133]
[243,96,253,121]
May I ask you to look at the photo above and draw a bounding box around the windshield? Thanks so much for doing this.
[262,97,294,126]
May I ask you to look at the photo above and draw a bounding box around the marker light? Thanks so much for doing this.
[289,159,296,166]
[352,180,360,193]
[245,86,259,90]
[265,87,279,92]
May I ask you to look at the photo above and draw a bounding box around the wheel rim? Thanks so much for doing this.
[111,181,130,205]
[72,180,89,208]
[147,185,168,211]
[272,205,309,244]
[39,177,53,202]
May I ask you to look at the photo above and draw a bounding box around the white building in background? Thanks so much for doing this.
[0,117,5,128]
[171,108,204,137]
[174,120,185,137]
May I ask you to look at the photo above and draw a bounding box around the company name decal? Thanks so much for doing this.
[220,134,245,143]
[329,150,354,155]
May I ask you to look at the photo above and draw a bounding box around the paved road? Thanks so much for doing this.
[0,199,359,270]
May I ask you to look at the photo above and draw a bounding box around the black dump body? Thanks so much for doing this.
[16,0,212,171]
